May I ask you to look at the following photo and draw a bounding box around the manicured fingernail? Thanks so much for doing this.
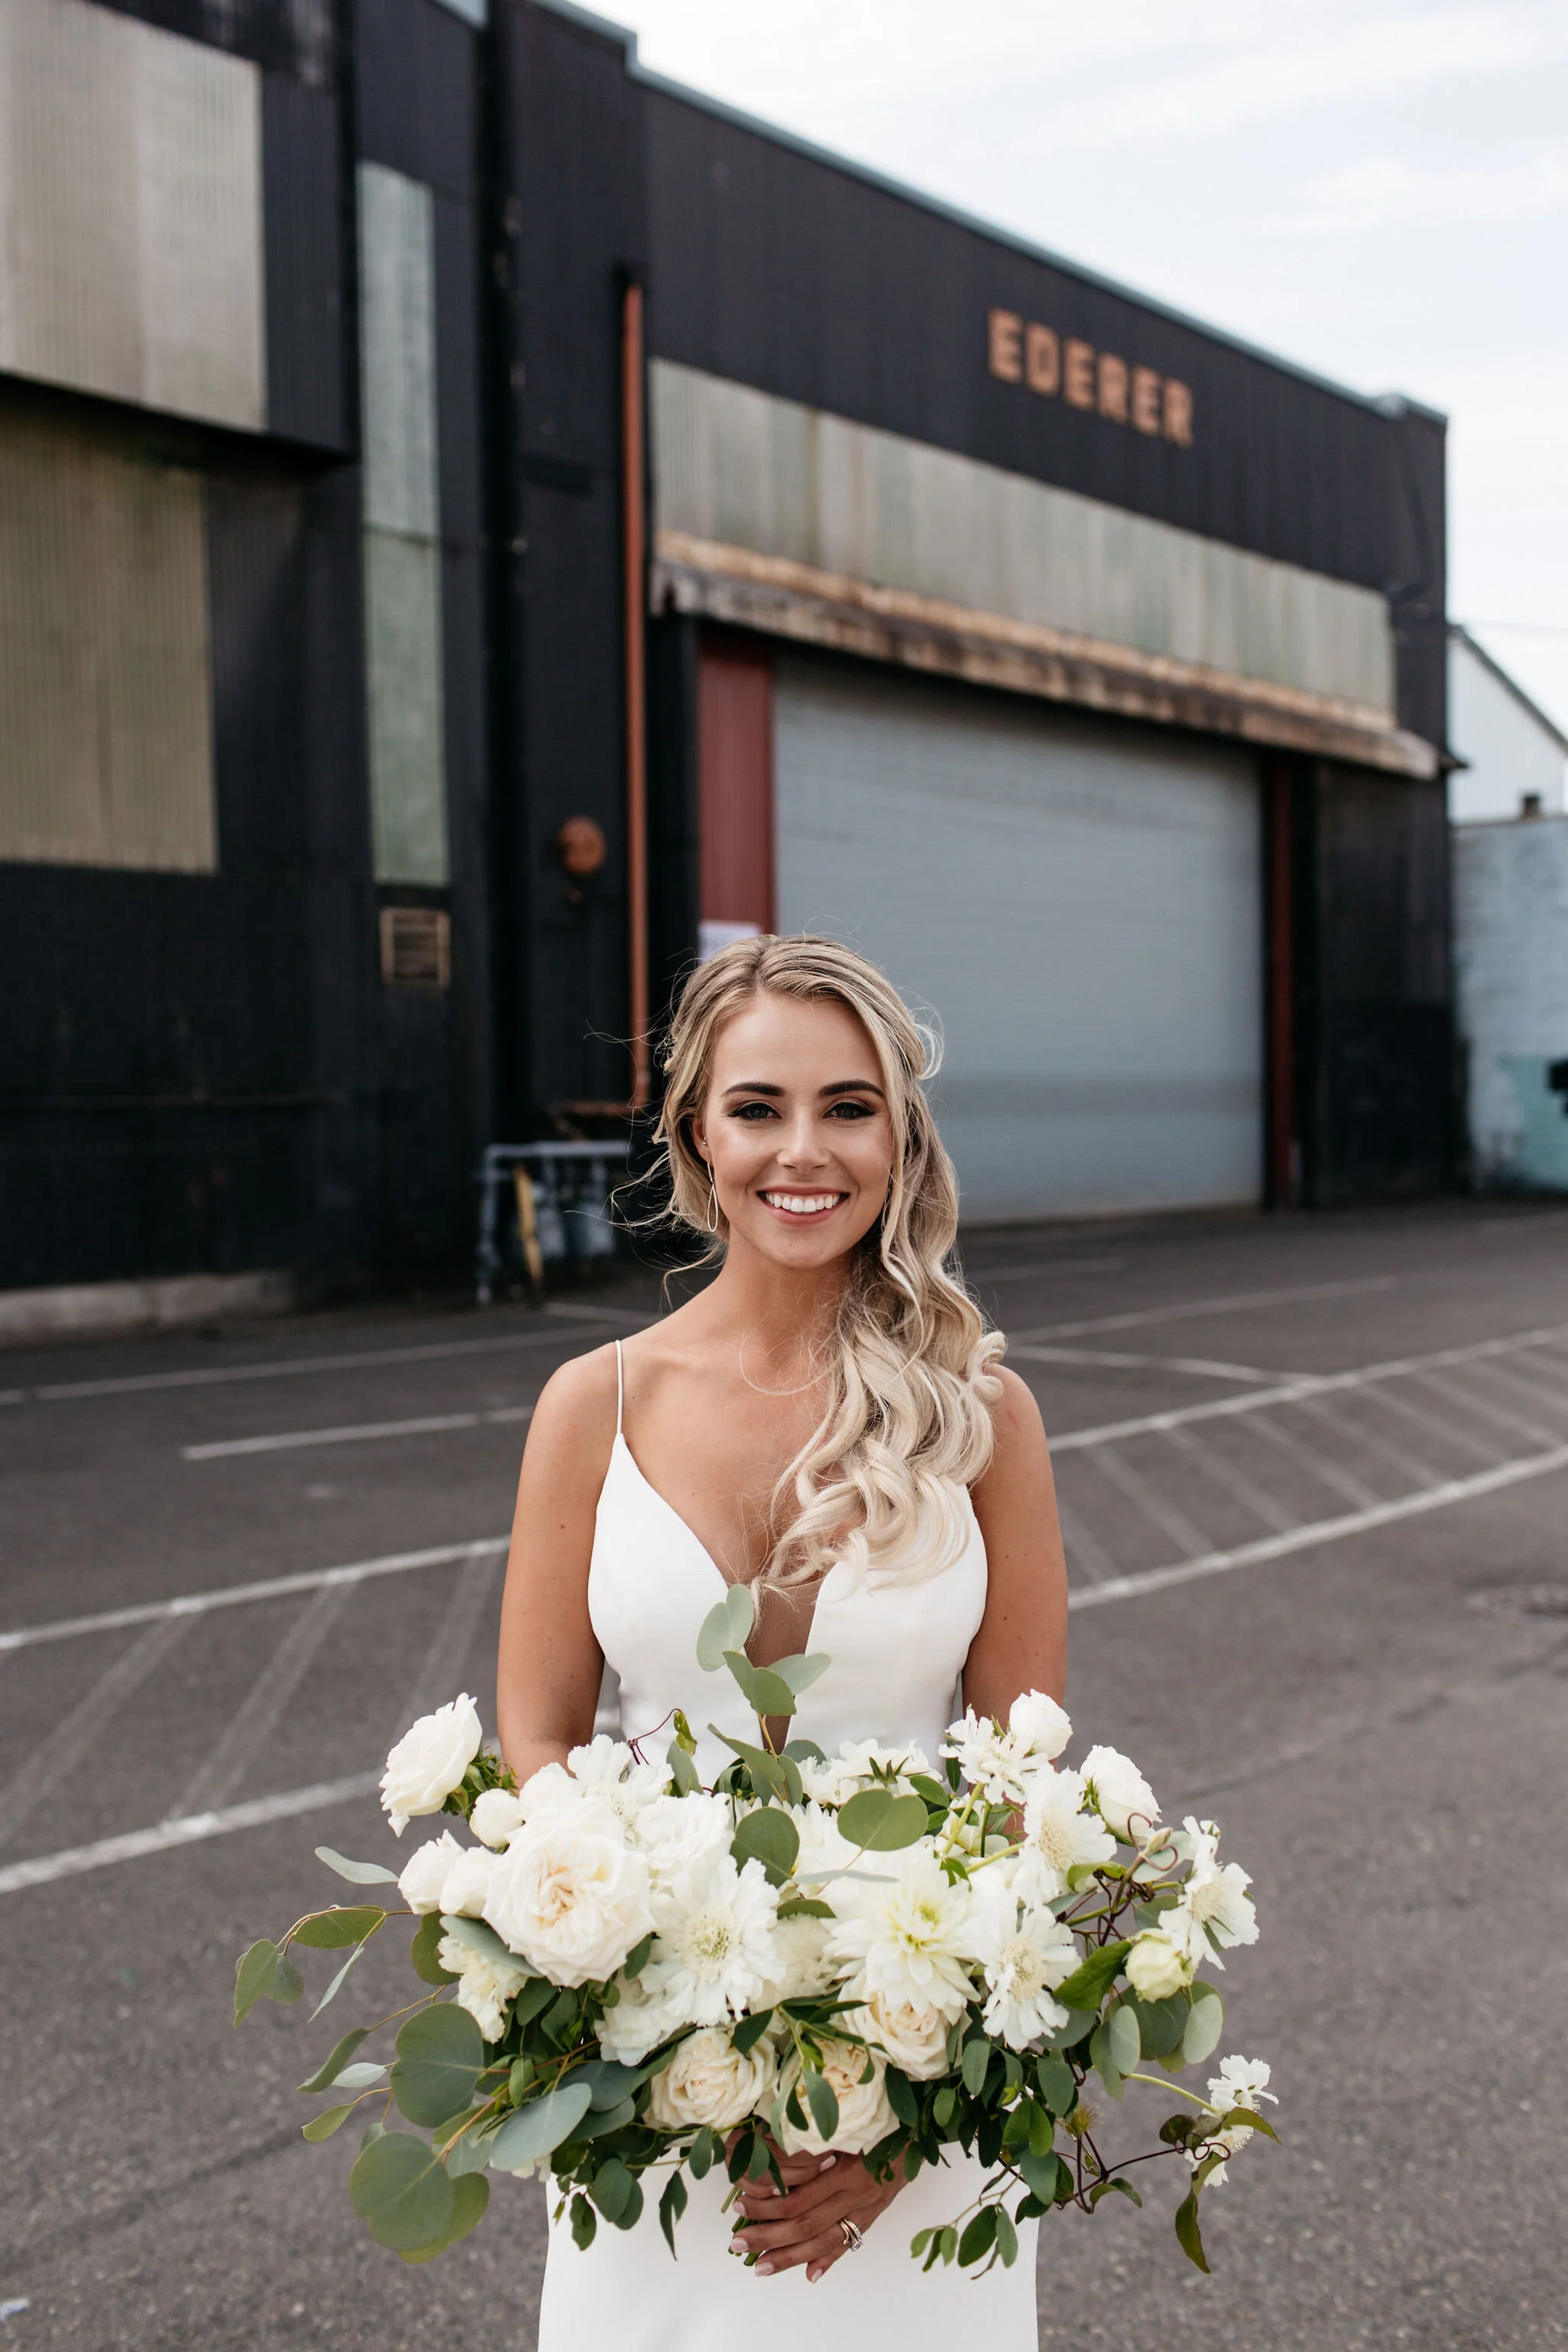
[818,2157,836,2172]
[756,2262,774,2277]
[807,2265,823,2283]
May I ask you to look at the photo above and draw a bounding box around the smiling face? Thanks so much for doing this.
[690,991,898,1270]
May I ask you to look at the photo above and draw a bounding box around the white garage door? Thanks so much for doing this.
[774,656,1263,1221]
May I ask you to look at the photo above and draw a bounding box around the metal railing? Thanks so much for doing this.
[474,1142,629,1305]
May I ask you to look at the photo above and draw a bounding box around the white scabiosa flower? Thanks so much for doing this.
[1008,1690,1073,1762]
[828,1847,975,2017]
[1017,1768,1118,1898]
[644,1854,781,2028]
[482,1813,653,1984]
[397,1830,466,1914]
[380,1694,483,1836]
[436,1931,531,2043]
[967,1893,1078,2049]
[776,2039,897,2157]
[851,1990,953,2080]
[566,1736,668,1828]
[646,2026,779,2133]
[1079,1746,1161,1843]
[470,1788,528,1849]
[941,1707,1040,1808]
[1208,2055,1276,2113]
[1123,1928,1191,2002]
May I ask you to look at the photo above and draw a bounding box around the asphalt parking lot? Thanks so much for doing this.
[2,1200,1566,2350]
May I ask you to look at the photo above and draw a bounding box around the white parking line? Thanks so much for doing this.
[164,1584,349,1821]
[182,1405,534,1460]
[0,1774,381,1897]
[1011,1345,1286,1383]
[1011,1276,1399,1347]
[0,1537,510,1654]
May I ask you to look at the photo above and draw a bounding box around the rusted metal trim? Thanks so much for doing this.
[652,531,1439,781]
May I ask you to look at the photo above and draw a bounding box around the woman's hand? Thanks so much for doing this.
[732,2145,907,2282]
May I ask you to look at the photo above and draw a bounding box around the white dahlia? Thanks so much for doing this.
[828,1847,974,2017]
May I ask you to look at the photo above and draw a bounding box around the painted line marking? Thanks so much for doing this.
[32,1318,649,1403]
[163,1584,348,1823]
[182,1405,534,1461]
[1068,1439,1568,1611]
[391,1553,502,1740]
[1012,1344,1287,1383]
[0,1537,510,1655]
[0,1774,381,1897]
[962,1256,1129,1285]
[1047,1321,1568,1452]
[0,1614,192,1850]
[1086,1441,1214,1559]
[1011,1276,1399,1348]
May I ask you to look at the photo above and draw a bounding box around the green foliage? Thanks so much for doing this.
[730,2008,774,2056]
[302,2102,358,2142]
[658,2170,688,2256]
[1126,1990,1187,2059]
[686,2125,719,2179]
[776,1895,832,1919]
[234,1939,281,2026]
[696,1583,755,1670]
[570,2193,597,2249]
[1089,2176,1142,2210]
[730,1807,799,1885]
[770,1652,831,1697]
[349,2132,455,2252]
[1052,1939,1134,2013]
[410,1913,459,1988]
[1174,2187,1209,2272]
[299,2028,371,2094]
[400,2172,488,2264]
[1106,2005,1141,2076]
[835,1787,929,1851]
[802,2068,840,2144]
[1089,2020,1125,2099]
[314,1847,398,1886]
[294,1906,387,1950]
[488,2082,594,2173]
[960,2037,991,2096]
[390,2004,484,2128]
[1035,2054,1077,2115]
[267,1957,305,2006]
[722,1650,800,1720]
[666,1740,701,1796]
[957,2204,998,2267]
[1182,1984,1224,2065]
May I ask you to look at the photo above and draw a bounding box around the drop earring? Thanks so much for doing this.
[704,1164,720,1234]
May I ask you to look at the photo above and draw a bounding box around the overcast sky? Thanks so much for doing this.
[616,0,1568,735]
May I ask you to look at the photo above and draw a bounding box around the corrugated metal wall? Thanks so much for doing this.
[1453,820,1568,1191]
[358,160,449,885]
[653,361,1394,720]
[0,400,215,872]
[774,652,1263,1220]
[0,0,265,432]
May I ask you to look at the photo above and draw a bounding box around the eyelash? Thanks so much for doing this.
[727,1100,876,1122]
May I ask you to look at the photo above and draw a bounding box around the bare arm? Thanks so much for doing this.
[494,1345,619,1787]
[963,1364,1069,1717]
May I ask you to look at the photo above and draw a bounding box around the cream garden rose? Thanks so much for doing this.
[646,2026,778,2132]
[853,1990,952,2079]
[776,2038,897,2156]
[379,1694,484,1836]
[483,1815,654,1985]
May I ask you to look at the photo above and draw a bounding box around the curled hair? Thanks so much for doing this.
[653,934,1003,1590]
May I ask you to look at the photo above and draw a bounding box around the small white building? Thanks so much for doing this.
[1453,813,1568,1194]
[1448,624,1568,822]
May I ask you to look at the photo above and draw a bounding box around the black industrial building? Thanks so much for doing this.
[0,0,1452,1302]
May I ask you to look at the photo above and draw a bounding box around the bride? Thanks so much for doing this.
[496,934,1068,2350]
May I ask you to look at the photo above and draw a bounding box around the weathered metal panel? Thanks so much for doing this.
[1453,818,1568,1192]
[0,400,214,873]
[262,70,348,449]
[0,0,265,430]
[358,161,448,884]
[773,652,1262,1220]
[652,361,1394,722]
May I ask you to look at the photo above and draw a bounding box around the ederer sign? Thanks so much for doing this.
[988,309,1193,447]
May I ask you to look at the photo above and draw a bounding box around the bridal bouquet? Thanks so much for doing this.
[234,1587,1275,2275]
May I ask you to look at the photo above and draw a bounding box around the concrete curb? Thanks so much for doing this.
[0,1270,294,1347]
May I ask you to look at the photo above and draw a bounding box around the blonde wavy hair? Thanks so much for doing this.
[653,933,1004,1591]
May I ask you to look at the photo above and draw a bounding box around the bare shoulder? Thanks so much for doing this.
[524,1341,621,1483]
[988,1363,1049,1448]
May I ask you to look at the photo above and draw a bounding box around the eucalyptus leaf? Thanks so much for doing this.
[723,1651,799,1720]
[294,1906,387,1951]
[1106,2006,1141,2076]
[302,2103,358,2142]
[960,2037,991,2096]
[957,2204,998,2267]
[770,1652,831,1697]
[696,1583,755,1671]
[1182,1986,1224,2065]
[438,1914,522,1972]
[1035,2054,1076,2115]
[993,2204,1019,2268]
[731,2008,775,2056]
[443,2117,499,2177]
[590,2155,635,2223]
[580,2096,638,2139]
[1089,2020,1124,2099]
[577,2060,650,2110]
[836,1788,929,1852]
[315,1846,399,1886]
[400,2170,489,2265]
[410,1913,459,1988]
[234,1939,279,2027]
[349,2132,455,2253]
[659,2167,688,2256]
[488,2082,595,2172]
[666,1740,701,1797]
[1051,1940,1134,2014]
[266,1957,304,2006]
[570,2192,597,2249]
[311,1939,372,2020]
[1174,2187,1210,2273]
[707,1726,800,1805]
[777,1895,834,1919]
[332,2062,389,2090]
[731,1808,800,1885]
[803,2068,840,2144]
[783,1736,827,1763]
[390,2005,485,2128]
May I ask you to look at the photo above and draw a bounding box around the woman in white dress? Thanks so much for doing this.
[496,935,1068,2351]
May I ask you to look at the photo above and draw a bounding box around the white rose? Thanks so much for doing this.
[1080,1746,1161,1842]
[596,1970,684,2066]
[852,1991,952,2080]
[647,2027,779,2132]
[1124,1929,1190,2001]
[633,1793,733,1929]
[777,2039,897,2156]
[380,1694,483,1836]
[471,1788,528,1849]
[1009,1691,1072,1762]
[438,1844,495,1918]
[482,1818,653,1984]
[437,1931,530,2043]
[397,1830,465,1914]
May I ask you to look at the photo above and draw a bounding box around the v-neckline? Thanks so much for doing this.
[610,1432,840,1662]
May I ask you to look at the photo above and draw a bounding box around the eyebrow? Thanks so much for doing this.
[720,1078,886,1099]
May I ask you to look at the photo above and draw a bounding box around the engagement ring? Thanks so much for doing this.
[838,2219,864,2253]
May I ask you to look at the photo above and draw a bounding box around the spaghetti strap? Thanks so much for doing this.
[613,1339,624,1436]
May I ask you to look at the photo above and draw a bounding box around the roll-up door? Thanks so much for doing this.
[773,654,1262,1220]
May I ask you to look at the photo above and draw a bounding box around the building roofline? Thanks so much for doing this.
[1450,622,1568,757]
[518,0,1445,429]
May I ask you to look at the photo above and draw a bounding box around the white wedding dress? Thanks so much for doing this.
[534,1346,1040,2351]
